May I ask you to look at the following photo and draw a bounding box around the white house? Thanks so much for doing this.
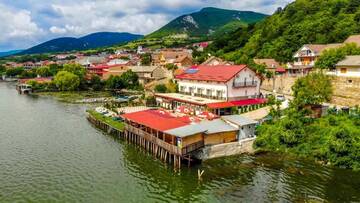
[155,65,265,116]
[334,55,360,77]
[175,65,260,101]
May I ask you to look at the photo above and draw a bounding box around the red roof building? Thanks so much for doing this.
[121,109,193,132]
[175,65,247,82]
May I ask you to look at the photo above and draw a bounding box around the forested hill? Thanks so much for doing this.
[147,7,267,38]
[206,0,360,64]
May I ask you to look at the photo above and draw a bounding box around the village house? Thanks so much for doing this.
[201,56,233,66]
[254,58,285,74]
[101,65,129,80]
[288,43,343,75]
[192,41,210,52]
[76,56,107,67]
[152,49,193,68]
[128,66,167,84]
[156,65,266,116]
[344,34,360,46]
[333,55,360,77]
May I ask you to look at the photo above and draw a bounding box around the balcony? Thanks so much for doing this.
[233,81,258,88]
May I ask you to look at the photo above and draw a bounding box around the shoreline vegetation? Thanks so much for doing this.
[34,91,113,103]
[87,109,124,131]
[254,73,360,171]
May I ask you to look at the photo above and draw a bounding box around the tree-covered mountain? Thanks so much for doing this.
[21,32,143,55]
[205,0,360,64]
[0,50,23,57]
[147,7,267,38]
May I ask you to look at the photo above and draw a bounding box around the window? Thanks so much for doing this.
[206,89,212,96]
[341,68,347,73]
[348,80,353,83]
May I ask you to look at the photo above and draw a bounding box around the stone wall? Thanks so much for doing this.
[194,138,255,160]
[261,75,299,95]
[261,75,360,106]
[330,76,360,106]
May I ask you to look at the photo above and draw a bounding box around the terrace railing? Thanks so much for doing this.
[233,81,258,88]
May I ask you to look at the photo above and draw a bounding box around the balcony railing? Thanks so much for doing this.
[125,125,204,155]
[233,81,258,88]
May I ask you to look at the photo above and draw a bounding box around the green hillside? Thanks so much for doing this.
[147,7,267,38]
[205,0,360,63]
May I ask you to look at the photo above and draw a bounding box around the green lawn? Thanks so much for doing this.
[87,109,125,131]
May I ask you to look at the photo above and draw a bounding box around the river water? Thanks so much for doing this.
[0,82,359,202]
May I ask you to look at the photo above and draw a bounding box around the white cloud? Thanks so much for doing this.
[0,3,44,50]
[0,0,292,51]
[49,26,67,34]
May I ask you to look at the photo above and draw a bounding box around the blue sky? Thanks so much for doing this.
[0,0,292,51]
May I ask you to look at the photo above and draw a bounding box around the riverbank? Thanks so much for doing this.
[87,109,125,131]
[255,109,360,171]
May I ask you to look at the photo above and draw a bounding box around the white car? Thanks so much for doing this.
[276,95,286,102]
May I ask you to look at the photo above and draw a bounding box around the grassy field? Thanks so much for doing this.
[87,109,125,131]
[35,91,112,103]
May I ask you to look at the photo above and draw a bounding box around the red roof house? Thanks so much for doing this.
[175,65,247,82]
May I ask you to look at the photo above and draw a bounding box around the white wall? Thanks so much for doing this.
[178,80,227,98]
[226,67,260,100]
[336,67,360,77]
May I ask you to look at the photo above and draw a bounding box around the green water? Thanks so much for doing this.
[0,82,359,203]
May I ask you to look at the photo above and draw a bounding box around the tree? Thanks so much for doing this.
[19,70,37,79]
[5,67,24,77]
[291,72,333,108]
[49,64,62,76]
[140,53,152,65]
[121,70,139,89]
[54,71,80,91]
[0,65,5,74]
[154,84,167,93]
[89,75,104,91]
[315,43,360,69]
[106,75,124,90]
[62,63,86,79]
[165,63,178,71]
[36,66,51,77]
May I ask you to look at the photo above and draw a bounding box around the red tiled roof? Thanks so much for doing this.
[207,98,267,109]
[175,65,247,82]
[276,67,286,73]
[121,109,192,132]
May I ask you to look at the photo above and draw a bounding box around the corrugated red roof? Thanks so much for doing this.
[207,98,267,109]
[121,109,191,132]
[276,67,286,73]
[175,65,247,82]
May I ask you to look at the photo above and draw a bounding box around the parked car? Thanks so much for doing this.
[276,95,286,102]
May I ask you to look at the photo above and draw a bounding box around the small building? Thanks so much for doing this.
[344,35,360,46]
[101,65,129,80]
[152,49,193,68]
[121,109,258,166]
[334,55,360,77]
[201,56,233,66]
[128,66,167,84]
[254,58,285,74]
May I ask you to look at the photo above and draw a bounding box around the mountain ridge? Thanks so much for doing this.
[20,32,143,55]
[147,7,268,38]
